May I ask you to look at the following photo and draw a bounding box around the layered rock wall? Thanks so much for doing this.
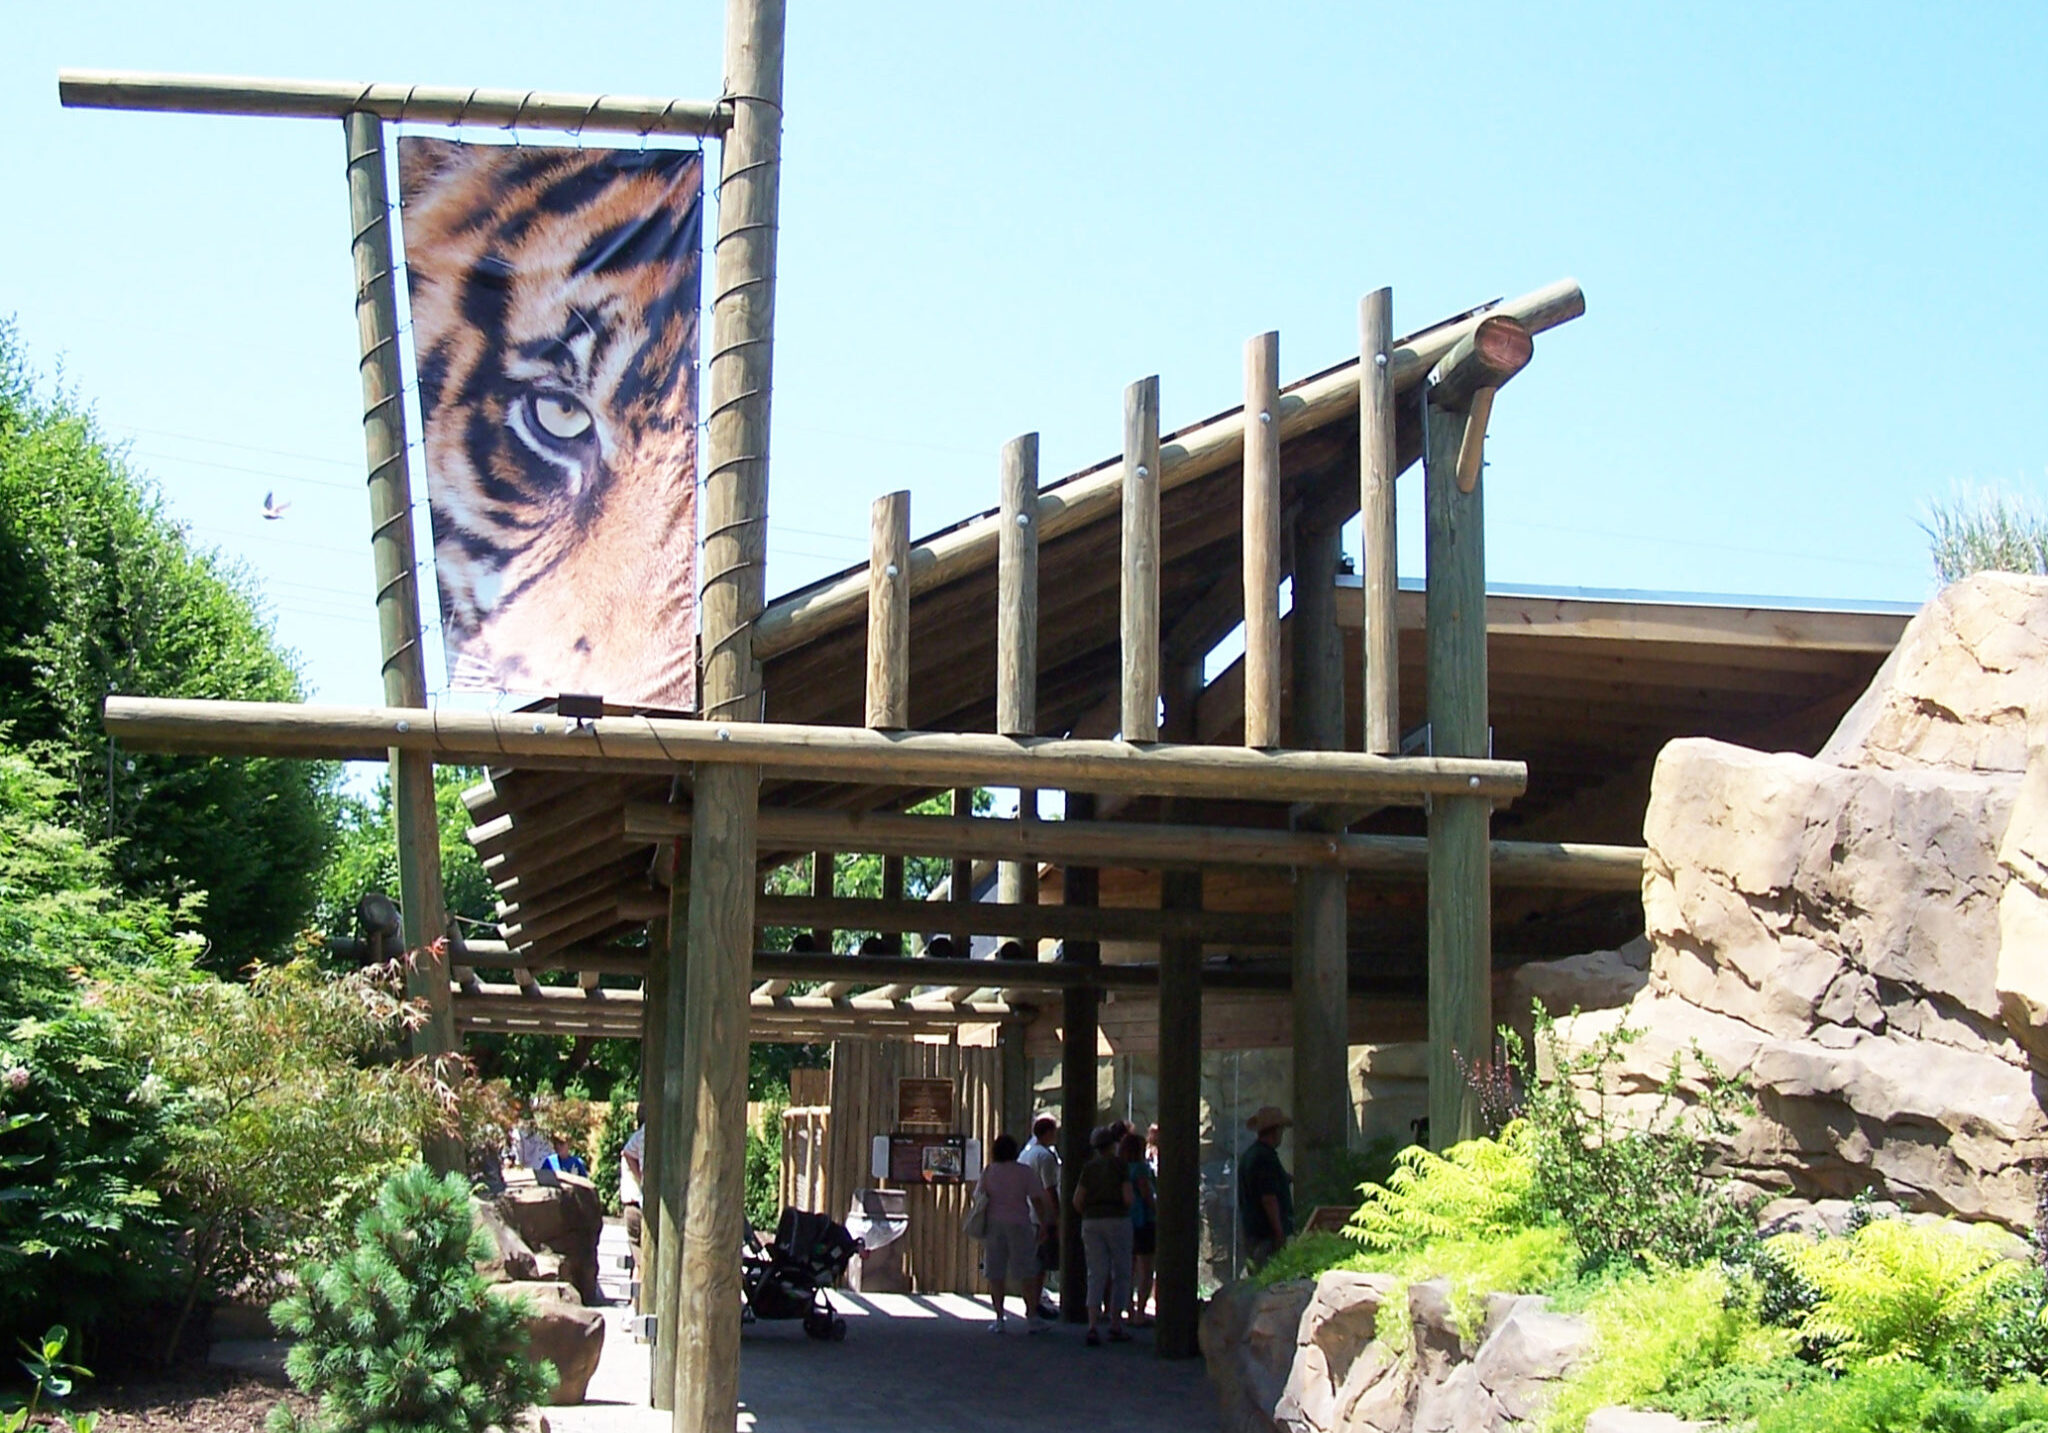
[1548,574,2048,1228]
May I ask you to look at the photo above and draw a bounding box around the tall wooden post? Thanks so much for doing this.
[1421,316,1530,1148]
[1359,288,1399,756]
[344,110,454,1085]
[1121,377,1161,742]
[1291,521,1349,1197]
[1153,657,1205,1359]
[1242,331,1282,748]
[865,490,910,730]
[997,434,1040,1135]
[674,2,783,1429]
[1058,792,1100,1322]
[950,789,974,955]
[809,850,833,952]
[651,865,689,1409]
[638,913,668,1319]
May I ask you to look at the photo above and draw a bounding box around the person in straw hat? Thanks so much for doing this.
[1237,1105,1295,1268]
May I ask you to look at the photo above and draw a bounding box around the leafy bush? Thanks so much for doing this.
[593,1096,637,1214]
[105,951,469,1361]
[1771,1218,2028,1369]
[1944,1264,2048,1389]
[1543,1265,1797,1432]
[0,325,336,963]
[1345,1121,1546,1256]
[1243,1232,1365,1290]
[1512,1011,1755,1273]
[745,1096,785,1232]
[1652,1355,1827,1425]
[0,1324,98,1433]
[1295,1136,1404,1212]
[1753,1363,2048,1433]
[0,743,184,1353]
[270,1165,555,1433]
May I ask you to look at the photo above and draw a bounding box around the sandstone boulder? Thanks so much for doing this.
[1537,576,2048,1231]
[493,1173,604,1306]
[474,1196,548,1283]
[488,1280,603,1406]
[1820,572,2048,775]
[1273,1271,1402,1433]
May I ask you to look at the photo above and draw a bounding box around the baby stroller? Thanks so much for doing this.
[742,1207,862,1341]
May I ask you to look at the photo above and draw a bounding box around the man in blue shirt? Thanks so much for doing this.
[544,1133,590,1179]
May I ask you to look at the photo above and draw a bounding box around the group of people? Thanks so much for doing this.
[971,1115,1164,1344]
[972,1103,1296,1343]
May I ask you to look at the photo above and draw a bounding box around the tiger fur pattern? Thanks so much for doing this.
[397,138,702,711]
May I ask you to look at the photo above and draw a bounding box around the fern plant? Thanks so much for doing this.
[1771,1218,2026,1369]
[1344,1120,1546,1256]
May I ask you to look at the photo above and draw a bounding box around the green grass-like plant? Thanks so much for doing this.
[1243,1232,1367,1290]
[1345,1120,1546,1256]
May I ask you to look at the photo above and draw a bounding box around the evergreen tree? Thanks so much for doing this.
[269,1165,555,1433]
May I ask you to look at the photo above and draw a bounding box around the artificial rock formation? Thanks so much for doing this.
[485,1280,605,1406]
[492,1172,606,1305]
[1545,574,2048,1229]
[1202,1271,1593,1433]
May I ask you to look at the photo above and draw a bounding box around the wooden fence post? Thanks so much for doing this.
[1290,519,1349,1197]
[1122,377,1161,742]
[866,490,910,730]
[1243,331,1282,748]
[1153,656,1205,1359]
[1058,792,1100,1322]
[343,109,455,1115]
[673,1,783,1428]
[1359,288,1399,756]
[1421,314,1530,1148]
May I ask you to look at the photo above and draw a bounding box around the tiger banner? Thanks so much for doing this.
[397,139,703,711]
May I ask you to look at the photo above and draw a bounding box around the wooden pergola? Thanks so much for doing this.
[69,7,1912,1430]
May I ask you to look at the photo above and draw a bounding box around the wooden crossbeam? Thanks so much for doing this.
[625,804,1645,890]
[104,698,1527,806]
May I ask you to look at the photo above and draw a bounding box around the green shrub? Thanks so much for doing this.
[1544,1264,1797,1433]
[1653,1355,1827,1424]
[745,1097,785,1231]
[1754,1364,2048,1433]
[1513,1011,1756,1273]
[270,1165,555,1433]
[1772,1218,2027,1369]
[593,1095,637,1214]
[1244,1232,1366,1290]
[1943,1264,2048,1389]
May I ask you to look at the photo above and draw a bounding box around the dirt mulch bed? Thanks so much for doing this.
[73,1364,312,1433]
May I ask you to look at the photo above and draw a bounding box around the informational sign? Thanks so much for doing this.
[888,1133,967,1184]
[895,1077,955,1130]
[396,139,703,711]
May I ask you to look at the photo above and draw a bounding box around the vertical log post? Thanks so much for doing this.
[1242,331,1282,748]
[1421,315,1530,1148]
[1290,520,1349,1198]
[950,789,974,955]
[343,109,456,1106]
[809,850,832,953]
[652,848,691,1408]
[1153,657,1206,1359]
[882,854,906,955]
[674,2,783,1428]
[865,489,910,730]
[637,915,667,1320]
[1359,288,1399,756]
[997,432,1040,1144]
[1058,791,1100,1323]
[1121,376,1161,742]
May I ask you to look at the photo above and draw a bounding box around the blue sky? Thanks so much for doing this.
[5,2,2045,715]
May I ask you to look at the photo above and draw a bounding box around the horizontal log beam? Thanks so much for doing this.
[753,894,1284,946]
[750,278,1585,660]
[103,697,1528,805]
[629,804,1644,890]
[58,69,729,135]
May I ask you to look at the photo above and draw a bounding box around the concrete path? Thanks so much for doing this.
[550,1220,1222,1433]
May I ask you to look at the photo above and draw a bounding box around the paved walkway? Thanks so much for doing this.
[557,1216,1221,1432]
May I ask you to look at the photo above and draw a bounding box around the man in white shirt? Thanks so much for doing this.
[621,1111,646,1254]
[1016,1116,1060,1323]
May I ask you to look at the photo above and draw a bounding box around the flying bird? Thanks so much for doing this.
[261,491,291,520]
